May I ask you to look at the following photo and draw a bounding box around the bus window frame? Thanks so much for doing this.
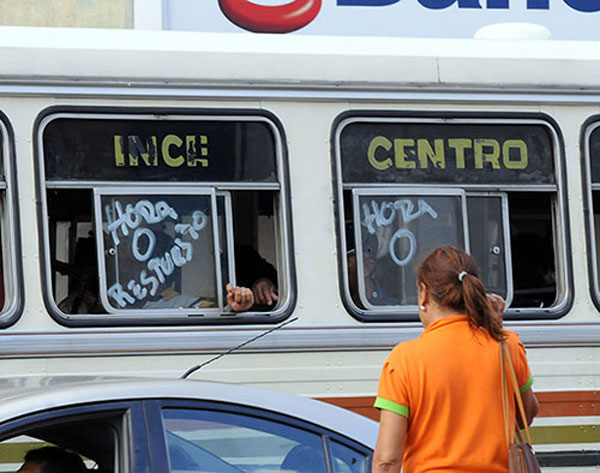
[34,106,296,327]
[93,187,229,316]
[0,112,23,328]
[581,116,600,313]
[217,190,239,313]
[351,187,470,313]
[465,191,514,308]
[332,111,572,322]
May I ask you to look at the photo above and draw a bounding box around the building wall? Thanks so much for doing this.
[0,0,133,28]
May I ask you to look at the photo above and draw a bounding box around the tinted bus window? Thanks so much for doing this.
[584,120,600,309]
[334,114,569,321]
[95,190,225,313]
[37,109,292,325]
[352,189,467,308]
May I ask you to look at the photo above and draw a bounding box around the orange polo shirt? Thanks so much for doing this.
[374,315,533,473]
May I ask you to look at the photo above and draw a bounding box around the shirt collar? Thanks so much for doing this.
[422,314,468,335]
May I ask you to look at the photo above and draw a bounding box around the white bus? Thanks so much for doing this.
[0,25,597,469]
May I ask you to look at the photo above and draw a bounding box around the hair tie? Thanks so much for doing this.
[458,271,468,282]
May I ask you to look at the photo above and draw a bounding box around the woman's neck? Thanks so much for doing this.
[421,303,463,328]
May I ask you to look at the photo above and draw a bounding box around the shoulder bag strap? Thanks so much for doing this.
[500,342,510,448]
[502,341,533,445]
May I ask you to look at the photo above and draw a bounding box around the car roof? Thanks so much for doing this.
[0,376,377,448]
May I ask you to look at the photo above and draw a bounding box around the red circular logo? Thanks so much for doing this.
[218,0,322,33]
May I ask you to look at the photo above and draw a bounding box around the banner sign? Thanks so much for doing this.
[163,0,600,40]
[43,117,277,183]
[339,121,555,185]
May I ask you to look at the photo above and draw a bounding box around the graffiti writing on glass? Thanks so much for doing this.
[362,198,438,266]
[104,199,208,308]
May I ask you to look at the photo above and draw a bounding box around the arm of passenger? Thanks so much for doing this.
[372,409,407,473]
[487,293,505,326]
[235,245,278,287]
[252,277,279,306]
[226,283,254,312]
[517,388,539,428]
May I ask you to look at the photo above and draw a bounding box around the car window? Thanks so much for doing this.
[329,439,368,473]
[162,408,328,473]
[0,403,149,473]
[0,434,53,472]
[0,431,105,472]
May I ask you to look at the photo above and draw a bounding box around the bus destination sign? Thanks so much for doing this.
[340,121,555,185]
[43,117,277,183]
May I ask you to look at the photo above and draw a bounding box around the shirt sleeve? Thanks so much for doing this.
[374,344,410,418]
[505,331,533,393]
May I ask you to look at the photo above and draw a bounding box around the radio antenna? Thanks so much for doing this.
[181,317,298,379]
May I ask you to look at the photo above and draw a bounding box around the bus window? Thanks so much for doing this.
[334,114,569,320]
[0,116,21,326]
[466,193,512,302]
[584,120,600,310]
[37,109,292,324]
[94,189,228,313]
[351,188,468,308]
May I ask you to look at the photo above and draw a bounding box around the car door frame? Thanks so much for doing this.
[0,400,151,473]
[142,398,373,473]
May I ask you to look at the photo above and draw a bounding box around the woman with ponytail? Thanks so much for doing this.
[372,246,538,473]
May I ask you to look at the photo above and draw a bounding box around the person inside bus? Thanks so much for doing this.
[16,446,87,473]
[235,244,279,308]
[142,239,278,312]
[54,234,103,314]
[372,246,538,473]
[55,235,278,314]
[347,231,395,308]
[511,231,556,307]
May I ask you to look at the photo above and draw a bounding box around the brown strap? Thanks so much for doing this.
[501,341,533,445]
[500,342,510,447]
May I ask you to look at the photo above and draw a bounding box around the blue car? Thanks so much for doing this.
[0,377,377,473]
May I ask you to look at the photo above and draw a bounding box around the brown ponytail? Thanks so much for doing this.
[416,246,504,341]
